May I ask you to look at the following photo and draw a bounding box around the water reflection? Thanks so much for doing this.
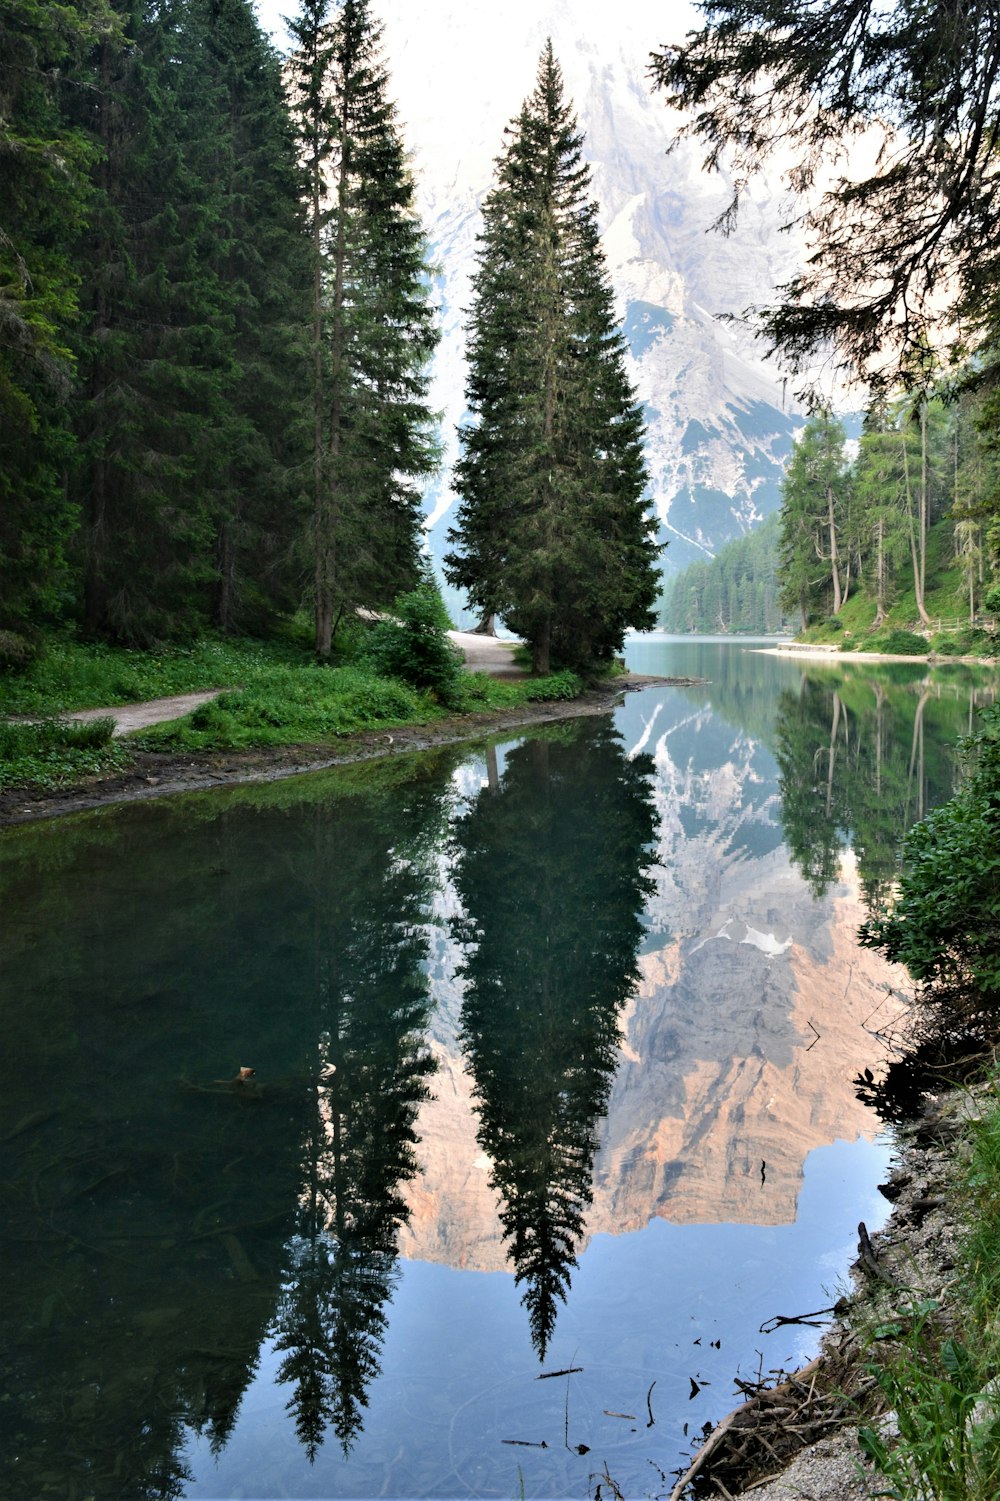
[772,664,997,902]
[4,645,994,1500]
[271,785,442,1456]
[0,757,456,1497]
[451,722,656,1356]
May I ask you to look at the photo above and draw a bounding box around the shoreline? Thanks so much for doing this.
[694,1088,972,1501]
[758,642,999,665]
[0,673,687,828]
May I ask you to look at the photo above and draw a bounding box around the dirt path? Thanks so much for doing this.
[65,690,228,736]
[448,630,525,678]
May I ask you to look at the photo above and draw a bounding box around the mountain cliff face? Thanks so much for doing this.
[375,0,806,589]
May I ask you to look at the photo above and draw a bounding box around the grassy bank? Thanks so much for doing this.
[855,1083,1000,1501]
[0,631,583,793]
[852,703,1000,1498]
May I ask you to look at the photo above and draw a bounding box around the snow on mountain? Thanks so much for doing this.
[258,0,807,597]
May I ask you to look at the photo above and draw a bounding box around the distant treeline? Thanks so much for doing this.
[657,514,795,635]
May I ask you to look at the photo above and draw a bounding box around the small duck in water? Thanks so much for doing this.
[212,1065,257,1087]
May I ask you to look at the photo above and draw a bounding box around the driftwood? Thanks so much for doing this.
[667,1357,823,1501]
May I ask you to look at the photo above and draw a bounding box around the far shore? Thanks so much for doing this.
[756,641,999,665]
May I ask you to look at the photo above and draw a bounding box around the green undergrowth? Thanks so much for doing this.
[857,1084,1000,1500]
[0,629,586,790]
[0,717,131,792]
[793,522,999,656]
[131,664,583,753]
[0,632,319,715]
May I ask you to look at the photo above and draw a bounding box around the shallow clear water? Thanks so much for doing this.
[1,638,995,1501]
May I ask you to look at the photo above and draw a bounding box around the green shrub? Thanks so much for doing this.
[523,670,583,701]
[861,706,1000,1005]
[859,1302,983,1501]
[856,628,928,655]
[931,628,998,658]
[931,633,964,656]
[364,586,464,705]
[0,629,37,672]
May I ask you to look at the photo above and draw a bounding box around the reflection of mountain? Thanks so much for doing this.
[594,851,901,1230]
[450,722,657,1356]
[0,755,455,1496]
[399,697,905,1270]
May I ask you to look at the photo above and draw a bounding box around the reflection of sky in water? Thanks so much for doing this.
[10,637,963,1501]
[183,1137,891,1499]
[182,638,907,1498]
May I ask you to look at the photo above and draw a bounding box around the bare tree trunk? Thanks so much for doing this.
[919,401,928,614]
[873,515,886,627]
[901,430,931,626]
[827,484,842,613]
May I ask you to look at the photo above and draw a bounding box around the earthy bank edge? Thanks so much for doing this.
[694,1091,972,1501]
[0,674,687,827]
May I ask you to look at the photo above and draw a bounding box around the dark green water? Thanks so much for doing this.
[1,639,995,1500]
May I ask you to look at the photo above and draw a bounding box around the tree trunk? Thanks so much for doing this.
[901,430,931,626]
[533,618,551,676]
[919,401,928,616]
[309,108,329,657]
[873,514,886,627]
[826,484,842,613]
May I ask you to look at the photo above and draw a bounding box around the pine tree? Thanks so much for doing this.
[854,399,911,627]
[287,0,439,658]
[73,0,223,643]
[445,44,660,675]
[0,0,118,638]
[172,0,311,633]
[777,412,849,628]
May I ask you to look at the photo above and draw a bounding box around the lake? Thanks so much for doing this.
[2,637,996,1501]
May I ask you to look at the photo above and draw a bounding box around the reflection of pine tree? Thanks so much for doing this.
[774,672,980,904]
[452,722,656,1357]
[273,796,438,1455]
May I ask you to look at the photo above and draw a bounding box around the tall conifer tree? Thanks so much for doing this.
[173,0,310,633]
[445,44,660,674]
[0,0,117,636]
[287,0,439,658]
[73,0,223,643]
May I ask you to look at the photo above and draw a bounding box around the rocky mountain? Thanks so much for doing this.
[373,0,806,600]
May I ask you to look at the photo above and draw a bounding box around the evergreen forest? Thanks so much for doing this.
[1,6,659,713]
[1,0,440,656]
[657,512,794,635]
[775,396,1000,651]
[663,389,1000,651]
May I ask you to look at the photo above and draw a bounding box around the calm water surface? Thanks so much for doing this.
[2,638,996,1500]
